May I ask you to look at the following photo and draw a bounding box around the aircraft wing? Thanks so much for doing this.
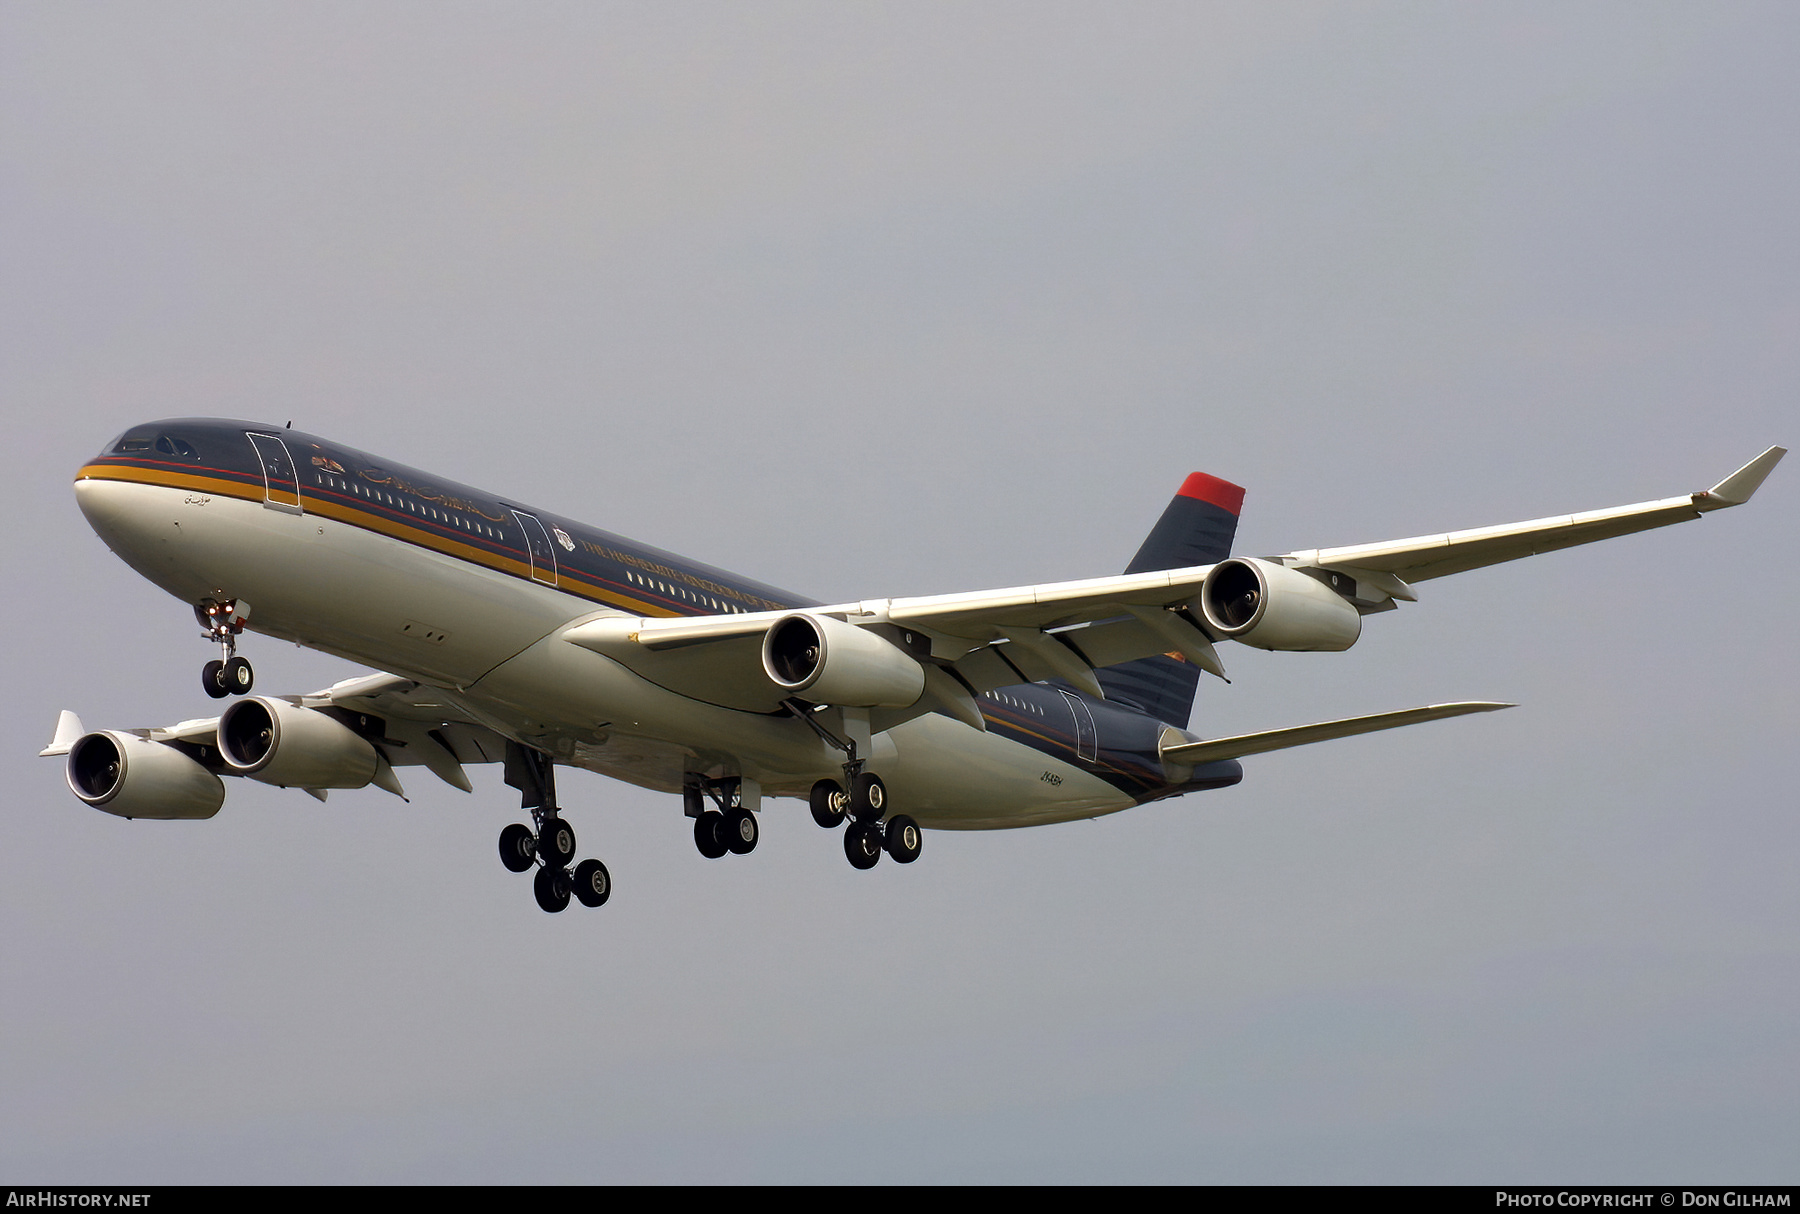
[565,447,1781,726]
[1281,445,1786,588]
[43,673,509,798]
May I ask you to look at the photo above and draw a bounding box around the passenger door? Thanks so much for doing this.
[510,510,559,587]
[246,432,302,513]
[1058,689,1098,764]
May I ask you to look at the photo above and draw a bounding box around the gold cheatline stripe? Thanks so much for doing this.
[78,462,263,501]
[78,462,681,619]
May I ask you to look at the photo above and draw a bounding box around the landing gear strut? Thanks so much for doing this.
[500,742,611,914]
[195,599,254,699]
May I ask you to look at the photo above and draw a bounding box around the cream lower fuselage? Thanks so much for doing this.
[76,472,1200,830]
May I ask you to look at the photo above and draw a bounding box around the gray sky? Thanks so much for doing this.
[2,1,1794,1182]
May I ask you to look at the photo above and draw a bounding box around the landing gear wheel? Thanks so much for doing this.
[573,858,611,907]
[533,865,571,913]
[498,823,536,873]
[885,814,922,863]
[540,818,577,867]
[201,660,229,699]
[222,656,254,695]
[723,807,759,855]
[694,811,728,859]
[850,772,887,820]
[844,819,883,870]
[809,780,847,828]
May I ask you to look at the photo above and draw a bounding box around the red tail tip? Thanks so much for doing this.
[1177,472,1245,516]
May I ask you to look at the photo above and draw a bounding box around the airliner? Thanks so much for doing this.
[41,419,1784,912]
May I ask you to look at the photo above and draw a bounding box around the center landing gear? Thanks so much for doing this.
[195,599,254,699]
[687,778,759,859]
[500,743,611,914]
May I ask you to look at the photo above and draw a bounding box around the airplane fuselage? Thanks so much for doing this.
[75,419,1241,828]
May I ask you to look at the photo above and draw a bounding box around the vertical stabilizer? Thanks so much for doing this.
[1096,472,1244,725]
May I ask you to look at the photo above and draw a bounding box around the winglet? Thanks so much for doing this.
[40,710,85,757]
[1701,446,1786,507]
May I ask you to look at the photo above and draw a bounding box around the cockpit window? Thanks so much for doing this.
[111,430,197,458]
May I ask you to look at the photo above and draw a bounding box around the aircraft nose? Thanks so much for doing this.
[76,475,154,535]
[75,476,185,569]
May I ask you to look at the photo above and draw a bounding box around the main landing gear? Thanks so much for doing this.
[195,599,254,699]
[687,777,759,860]
[499,743,611,914]
[812,776,922,870]
[784,699,925,871]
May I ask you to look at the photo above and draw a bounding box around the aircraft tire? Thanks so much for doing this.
[694,811,728,859]
[572,858,611,907]
[844,820,882,870]
[885,814,922,864]
[223,656,254,695]
[850,772,886,820]
[723,807,758,855]
[809,780,847,829]
[541,818,577,867]
[498,823,536,873]
[533,865,571,913]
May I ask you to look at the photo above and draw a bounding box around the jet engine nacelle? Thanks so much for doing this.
[762,613,925,708]
[66,731,225,820]
[1198,557,1363,652]
[218,697,381,789]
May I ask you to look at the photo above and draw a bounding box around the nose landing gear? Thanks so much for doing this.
[196,599,254,699]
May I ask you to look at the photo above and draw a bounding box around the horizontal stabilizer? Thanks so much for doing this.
[1161,701,1514,765]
